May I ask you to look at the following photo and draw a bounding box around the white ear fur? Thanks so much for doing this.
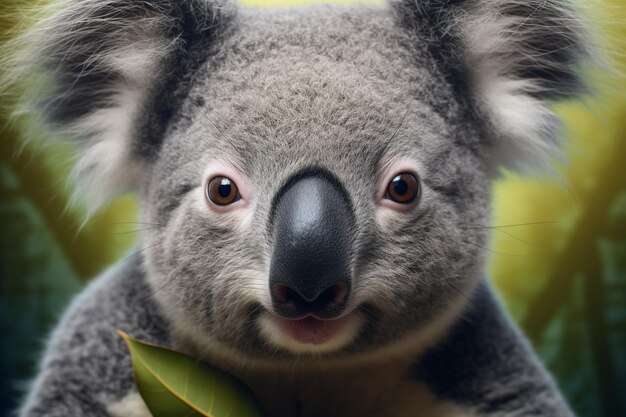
[65,38,171,214]
[5,0,233,214]
[478,78,561,172]
[464,19,562,172]
[5,1,175,213]
[450,0,593,172]
[68,87,145,213]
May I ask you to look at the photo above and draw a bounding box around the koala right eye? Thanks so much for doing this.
[385,173,420,205]
[206,176,241,205]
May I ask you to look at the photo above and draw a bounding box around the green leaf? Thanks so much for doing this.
[119,331,265,417]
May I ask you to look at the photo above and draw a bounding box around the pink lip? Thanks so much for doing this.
[273,315,351,345]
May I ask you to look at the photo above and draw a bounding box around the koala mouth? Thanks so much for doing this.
[274,315,351,345]
[258,311,364,353]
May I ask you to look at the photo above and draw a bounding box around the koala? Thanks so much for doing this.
[10,0,592,416]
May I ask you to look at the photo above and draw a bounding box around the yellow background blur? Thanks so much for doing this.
[1,0,624,416]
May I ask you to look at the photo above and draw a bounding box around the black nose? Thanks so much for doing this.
[269,175,354,320]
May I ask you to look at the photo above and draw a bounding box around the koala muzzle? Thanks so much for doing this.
[269,175,354,320]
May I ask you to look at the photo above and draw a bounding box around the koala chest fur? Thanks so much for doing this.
[11,0,592,416]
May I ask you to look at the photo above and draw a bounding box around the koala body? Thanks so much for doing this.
[12,0,590,416]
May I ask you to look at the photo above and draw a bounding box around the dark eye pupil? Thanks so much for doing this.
[218,179,232,197]
[385,172,420,205]
[207,176,240,205]
[392,176,408,195]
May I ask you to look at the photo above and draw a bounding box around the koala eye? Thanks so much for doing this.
[207,176,241,206]
[385,173,420,204]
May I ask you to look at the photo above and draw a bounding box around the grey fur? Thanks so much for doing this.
[11,0,591,416]
[19,256,169,416]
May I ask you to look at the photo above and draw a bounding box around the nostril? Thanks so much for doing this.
[271,281,350,320]
[272,283,310,307]
[316,282,349,307]
[273,283,298,304]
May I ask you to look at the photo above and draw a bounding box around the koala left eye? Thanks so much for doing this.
[384,172,420,204]
[207,176,241,205]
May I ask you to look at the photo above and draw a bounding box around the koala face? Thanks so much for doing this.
[12,0,589,366]
[140,10,491,363]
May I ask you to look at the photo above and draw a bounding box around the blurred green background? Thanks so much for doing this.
[1,0,625,416]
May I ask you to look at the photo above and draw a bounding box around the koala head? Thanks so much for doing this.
[12,0,590,366]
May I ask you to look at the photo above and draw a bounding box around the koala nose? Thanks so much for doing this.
[269,174,354,320]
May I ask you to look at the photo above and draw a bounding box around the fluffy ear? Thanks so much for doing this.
[8,0,235,212]
[395,0,594,171]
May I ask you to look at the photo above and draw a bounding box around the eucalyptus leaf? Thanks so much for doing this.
[119,331,265,417]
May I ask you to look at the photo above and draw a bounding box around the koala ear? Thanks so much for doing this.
[9,0,235,212]
[395,0,594,172]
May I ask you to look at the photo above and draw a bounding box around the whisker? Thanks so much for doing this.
[107,221,166,226]
[446,281,472,303]
[109,226,165,235]
[145,267,185,301]
[489,228,546,247]
[466,240,534,258]
[106,241,166,279]
[379,108,411,160]
[460,220,565,229]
